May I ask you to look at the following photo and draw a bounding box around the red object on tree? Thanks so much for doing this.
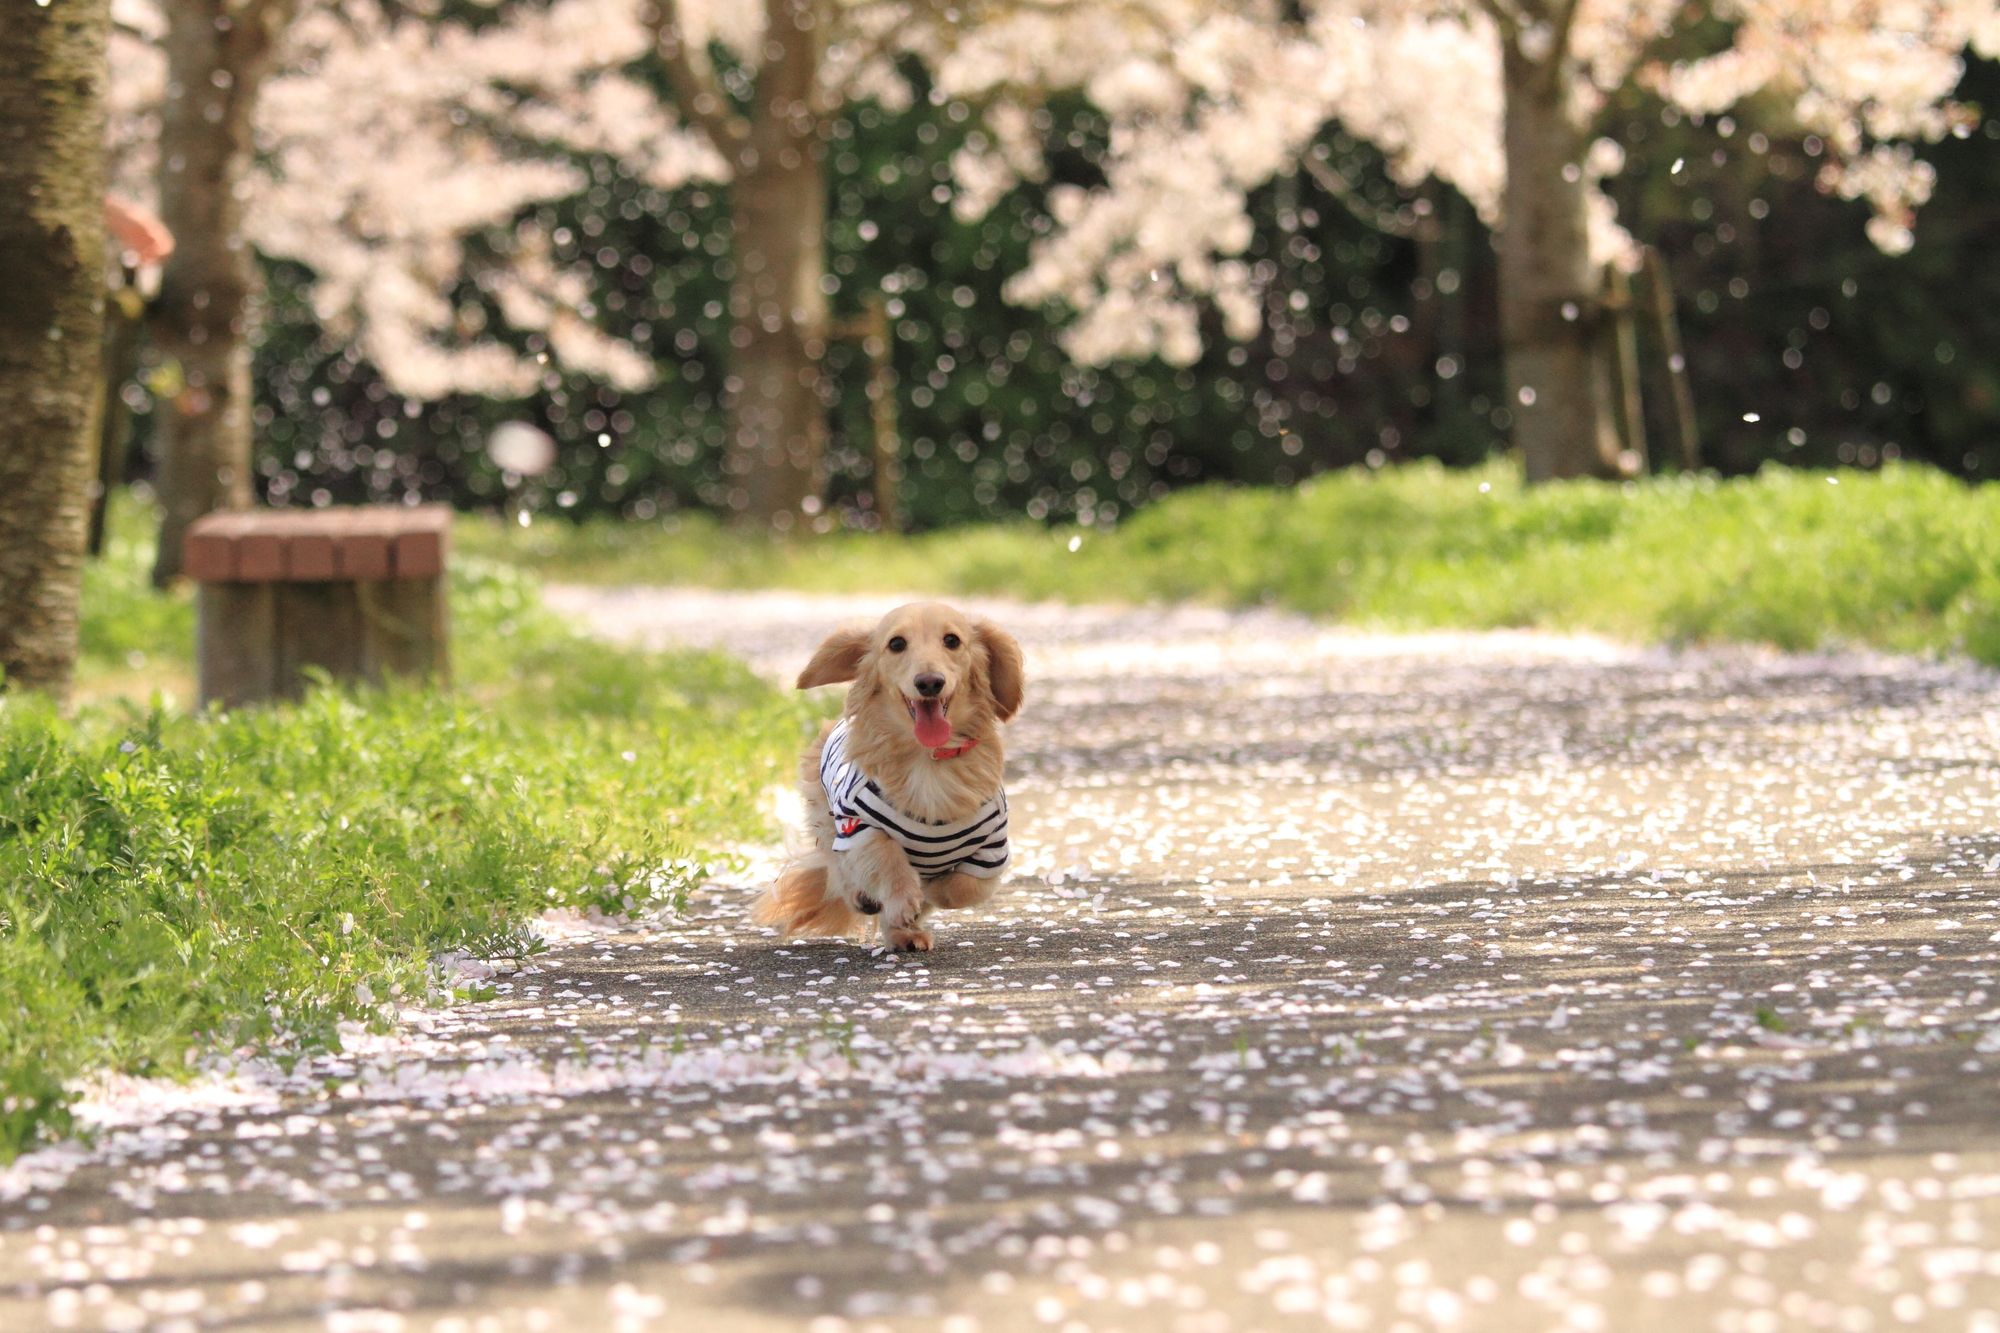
[103,194,173,267]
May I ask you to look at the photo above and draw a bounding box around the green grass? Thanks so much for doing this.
[74,517,200,701]
[465,462,2000,665]
[2,506,812,1158]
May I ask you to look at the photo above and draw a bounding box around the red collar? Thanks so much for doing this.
[930,735,982,761]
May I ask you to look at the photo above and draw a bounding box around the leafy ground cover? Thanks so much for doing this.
[2,510,810,1157]
[465,462,2000,665]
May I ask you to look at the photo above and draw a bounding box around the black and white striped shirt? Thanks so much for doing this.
[819,718,1010,880]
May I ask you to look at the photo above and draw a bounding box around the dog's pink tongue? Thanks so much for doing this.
[913,700,953,749]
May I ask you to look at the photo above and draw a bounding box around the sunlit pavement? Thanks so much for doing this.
[8,587,2000,1331]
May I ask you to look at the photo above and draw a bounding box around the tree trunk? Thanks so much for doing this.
[1497,42,1623,482]
[149,0,290,585]
[0,0,110,695]
[723,0,827,530]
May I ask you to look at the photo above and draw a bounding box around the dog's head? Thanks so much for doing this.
[797,602,1024,750]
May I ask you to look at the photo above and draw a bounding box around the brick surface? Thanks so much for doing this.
[392,527,445,579]
[182,514,248,582]
[237,532,287,582]
[339,534,393,580]
[183,505,452,584]
[288,533,338,581]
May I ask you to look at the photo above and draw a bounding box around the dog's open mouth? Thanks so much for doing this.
[904,695,953,748]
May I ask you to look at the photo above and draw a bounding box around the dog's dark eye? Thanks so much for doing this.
[942,633,962,650]
[887,636,907,653]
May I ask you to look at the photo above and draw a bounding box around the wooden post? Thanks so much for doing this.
[1641,246,1701,472]
[358,577,451,685]
[860,294,902,532]
[196,582,276,705]
[822,295,906,529]
[1604,263,1648,475]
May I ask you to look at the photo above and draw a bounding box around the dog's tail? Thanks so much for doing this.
[750,852,860,939]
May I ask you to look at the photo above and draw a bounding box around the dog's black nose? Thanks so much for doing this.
[914,674,945,698]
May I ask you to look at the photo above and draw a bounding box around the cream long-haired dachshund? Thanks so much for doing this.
[752,602,1025,952]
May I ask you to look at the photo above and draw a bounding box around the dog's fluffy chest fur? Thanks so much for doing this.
[842,701,1005,824]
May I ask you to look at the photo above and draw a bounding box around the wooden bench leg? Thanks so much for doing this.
[357,576,449,687]
[198,576,448,708]
[273,582,364,700]
[197,583,276,710]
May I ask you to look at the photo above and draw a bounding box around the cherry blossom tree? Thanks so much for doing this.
[116,0,1999,530]
[143,0,296,584]
[646,0,960,525]
[112,0,676,578]
[649,0,833,524]
[121,0,952,541]
[119,0,993,534]
[1,0,109,694]
[942,1,2000,480]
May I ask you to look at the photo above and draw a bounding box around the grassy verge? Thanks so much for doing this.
[464,462,2000,665]
[3,510,811,1158]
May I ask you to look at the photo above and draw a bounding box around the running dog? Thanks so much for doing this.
[752,602,1024,952]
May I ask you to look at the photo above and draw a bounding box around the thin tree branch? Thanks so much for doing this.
[649,0,751,163]
[1546,0,1583,58]
[243,0,298,28]
[1537,0,1584,93]
[1474,0,1529,40]
[221,0,295,71]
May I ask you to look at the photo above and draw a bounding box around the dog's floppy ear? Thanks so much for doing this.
[797,626,870,689]
[975,620,1025,721]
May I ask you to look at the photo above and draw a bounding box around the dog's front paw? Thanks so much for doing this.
[886,926,933,953]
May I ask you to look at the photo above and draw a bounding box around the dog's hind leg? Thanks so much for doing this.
[749,722,870,939]
[750,852,861,938]
[923,870,997,912]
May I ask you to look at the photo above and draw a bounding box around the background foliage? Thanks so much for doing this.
[112,61,1999,531]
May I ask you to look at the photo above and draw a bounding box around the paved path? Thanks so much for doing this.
[8,589,2000,1331]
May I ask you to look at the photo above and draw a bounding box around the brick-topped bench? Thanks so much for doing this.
[184,506,451,708]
